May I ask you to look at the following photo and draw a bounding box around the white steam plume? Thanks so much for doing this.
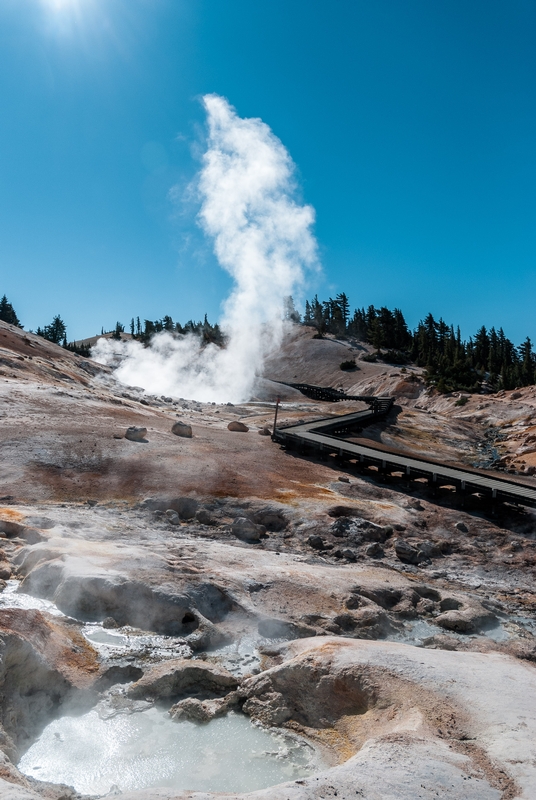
[93,95,318,403]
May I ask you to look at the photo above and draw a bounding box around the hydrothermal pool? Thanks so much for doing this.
[18,707,320,796]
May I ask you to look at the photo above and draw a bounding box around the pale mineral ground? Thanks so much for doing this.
[0,319,535,799]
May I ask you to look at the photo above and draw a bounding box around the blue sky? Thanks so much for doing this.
[1,0,535,342]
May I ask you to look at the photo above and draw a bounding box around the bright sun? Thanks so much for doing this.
[44,0,80,10]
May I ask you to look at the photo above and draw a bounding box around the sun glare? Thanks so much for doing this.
[44,0,81,11]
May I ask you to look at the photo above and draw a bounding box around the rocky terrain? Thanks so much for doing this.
[0,319,535,799]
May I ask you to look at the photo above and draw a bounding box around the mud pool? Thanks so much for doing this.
[18,708,320,795]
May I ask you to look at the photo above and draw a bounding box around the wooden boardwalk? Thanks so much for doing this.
[273,387,536,509]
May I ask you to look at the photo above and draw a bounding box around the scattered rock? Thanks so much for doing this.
[252,507,288,531]
[196,509,217,526]
[307,535,324,550]
[258,427,271,436]
[327,505,356,517]
[165,510,180,524]
[435,601,497,634]
[330,517,355,537]
[102,617,119,629]
[231,517,265,542]
[338,476,350,483]
[125,426,147,442]
[169,497,199,520]
[113,434,123,439]
[454,521,468,533]
[227,421,249,432]
[417,540,442,559]
[171,421,193,438]
[169,691,242,723]
[141,497,170,512]
[366,542,384,558]
[434,611,477,633]
[394,538,423,564]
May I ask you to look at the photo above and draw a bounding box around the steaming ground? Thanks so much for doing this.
[1,319,536,800]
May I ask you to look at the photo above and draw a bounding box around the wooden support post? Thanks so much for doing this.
[378,459,388,482]
[271,397,280,441]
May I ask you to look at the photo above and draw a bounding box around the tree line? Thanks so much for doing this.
[297,293,535,392]
[0,295,223,357]
[2,291,534,393]
[125,315,224,346]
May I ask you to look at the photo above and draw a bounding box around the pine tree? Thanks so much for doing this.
[284,296,301,323]
[40,315,67,344]
[0,295,21,327]
[335,293,350,329]
[311,295,326,336]
[519,337,535,386]
[112,322,125,340]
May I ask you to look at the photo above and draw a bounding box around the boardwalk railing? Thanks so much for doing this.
[273,384,536,509]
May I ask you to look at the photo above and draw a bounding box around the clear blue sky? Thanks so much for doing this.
[1,0,535,342]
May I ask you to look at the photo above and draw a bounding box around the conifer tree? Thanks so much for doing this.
[0,295,21,327]
[40,315,67,344]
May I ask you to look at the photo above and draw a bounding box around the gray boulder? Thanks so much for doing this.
[308,535,324,550]
[196,508,217,526]
[125,426,147,442]
[172,421,193,438]
[169,497,199,520]
[227,421,249,432]
[366,542,384,558]
[394,538,420,564]
[231,517,265,542]
[252,507,288,531]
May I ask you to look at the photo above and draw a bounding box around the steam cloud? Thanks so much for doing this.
[93,95,318,403]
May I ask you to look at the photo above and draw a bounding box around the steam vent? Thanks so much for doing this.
[0,319,534,800]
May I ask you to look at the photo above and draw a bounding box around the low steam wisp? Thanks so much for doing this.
[93,95,318,403]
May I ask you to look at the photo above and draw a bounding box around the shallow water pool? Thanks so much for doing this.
[18,707,320,795]
[0,580,65,616]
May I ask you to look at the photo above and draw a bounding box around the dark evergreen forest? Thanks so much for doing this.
[301,293,535,393]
